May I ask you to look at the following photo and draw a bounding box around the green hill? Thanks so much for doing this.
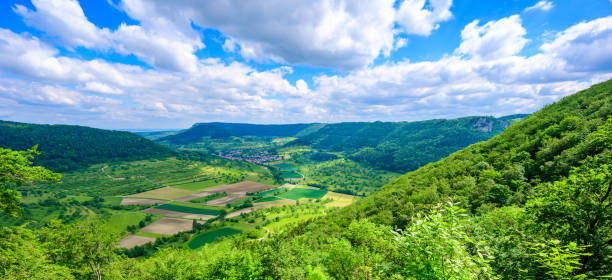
[0,121,175,172]
[288,115,527,172]
[159,122,318,144]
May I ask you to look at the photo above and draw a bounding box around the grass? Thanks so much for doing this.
[273,163,297,171]
[188,227,243,249]
[130,187,197,200]
[169,201,226,210]
[134,231,166,238]
[252,187,287,197]
[189,192,227,203]
[254,196,282,203]
[155,204,222,216]
[278,188,327,200]
[106,212,148,232]
[102,196,123,206]
[281,171,303,179]
[171,180,219,191]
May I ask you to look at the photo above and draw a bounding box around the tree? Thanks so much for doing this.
[0,146,60,216]
[392,203,495,279]
[38,219,121,280]
[527,156,611,275]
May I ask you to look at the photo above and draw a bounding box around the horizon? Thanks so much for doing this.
[0,0,611,129]
[0,112,530,131]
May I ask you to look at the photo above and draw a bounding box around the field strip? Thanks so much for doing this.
[140,218,194,235]
[226,200,297,218]
[120,198,168,206]
[174,191,214,202]
[205,194,246,206]
[119,235,155,249]
[142,208,216,220]
[130,187,198,200]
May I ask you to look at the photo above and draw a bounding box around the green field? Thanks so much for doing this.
[188,227,243,249]
[189,192,227,203]
[155,204,222,216]
[106,212,148,232]
[281,171,303,179]
[171,181,219,191]
[253,187,287,197]
[278,188,327,200]
[254,196,282,203]
[273,163,297,171]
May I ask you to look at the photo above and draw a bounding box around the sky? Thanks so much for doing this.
[0,0,611,129]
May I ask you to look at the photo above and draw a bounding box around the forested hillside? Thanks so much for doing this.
[0,121,174,172]
[0,81,609,279]
[288,115,526,172]
[159,122,318,144]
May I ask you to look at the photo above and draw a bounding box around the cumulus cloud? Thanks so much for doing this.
[395,0,453,36]
[456,15,528,60]
[524,1,554,13]
[14,0,203,72]
[2,3,612,128]
[540,15,612,72]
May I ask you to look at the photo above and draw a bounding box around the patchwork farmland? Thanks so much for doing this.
[119,179,356,251]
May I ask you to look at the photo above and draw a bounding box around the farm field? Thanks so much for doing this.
[140,218,194,235]
[130,187,197,200]
[188,227,243,249]
[119,235,155,249]
[205,194,246,206]
[120,198,167,206]
[142,208,216,220]
[281,171,303,179]
[154,203,222,216]
[205,181,274,194]
[277,188,327,200]
[252,187,288,197]
[322,192,355,207]
[254,196,282,203]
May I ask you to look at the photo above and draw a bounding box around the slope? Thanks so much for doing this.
[159,122,319,144]
[288,115,527,172]
[0,120,175,172]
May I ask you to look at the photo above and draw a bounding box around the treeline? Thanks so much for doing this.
[287,115,526,172]
[0,121,175,172]
[159,122,317,143]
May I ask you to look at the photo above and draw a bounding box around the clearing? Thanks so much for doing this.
[205,194,246,206]
[140,218,194,235]
[226,200,296,218]
[277,188,327,200]
[188,227,242,249]
[120,198,167,206]
[322,192,355,207]
[205,181,274,194]
[119,235,155,249]
[130,187,197,200]
[142,208,216,220]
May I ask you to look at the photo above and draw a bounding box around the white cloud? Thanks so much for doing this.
[456,15,528,60]
[2,6,612,128]
[395,0,453,36]
[524,1,554,13]
[540,15,612,72]
[14,0,203,72]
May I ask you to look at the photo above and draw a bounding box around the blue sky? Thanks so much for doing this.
[0,0,611,129]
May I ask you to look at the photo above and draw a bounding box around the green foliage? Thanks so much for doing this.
[188,227,242,249]
[160,122,317,144]
[0,120,174,172]
[528,240,590,280]
[278,188,327,200]
[0,146,60,216]
[527,156,611,273]
[391,203,494,279]
[38,219,121,280]
[289,115,526,173]
[155,203,222,216]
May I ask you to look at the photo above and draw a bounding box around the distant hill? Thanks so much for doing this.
[0,121,175,172]
[158,122,319,144]
[287,115,528,172]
